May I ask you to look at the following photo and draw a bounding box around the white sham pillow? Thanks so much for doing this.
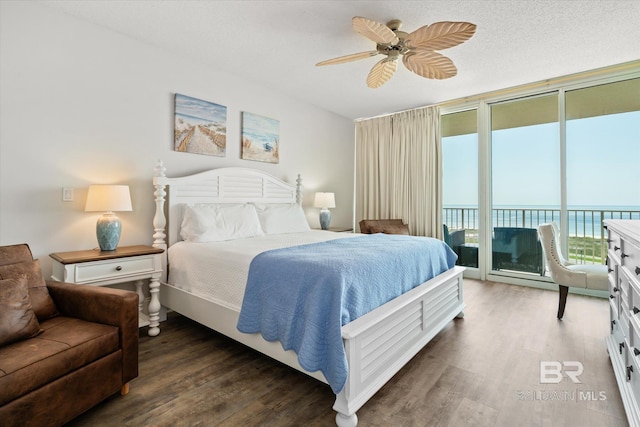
[180,204,264,242]
[253,203,311,234]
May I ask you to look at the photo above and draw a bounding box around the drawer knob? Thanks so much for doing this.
[608,267,614,273]
[620,342,626,354]
[610,295,616,299]
[614,287,619,293]
[115,266,123,271]
[628,365,634,381]
[635,348,640,357]
[635,307,640,315]
[622,252,629,259]
[636,266,640,276]
[615,246,621,251]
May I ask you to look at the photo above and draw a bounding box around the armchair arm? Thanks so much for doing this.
[46,280,139,384]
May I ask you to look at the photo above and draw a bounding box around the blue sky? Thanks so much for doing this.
[443,111,640,208]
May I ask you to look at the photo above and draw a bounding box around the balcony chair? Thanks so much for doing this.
[492,227,544,275]
[538,222,608,319]
[443,224,482,267]
[443,224,465,250]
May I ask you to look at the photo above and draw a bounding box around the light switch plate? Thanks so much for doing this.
[62,187,74,202]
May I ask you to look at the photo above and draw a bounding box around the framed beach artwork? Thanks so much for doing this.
[241,112,280,164]
[174,93,227,157]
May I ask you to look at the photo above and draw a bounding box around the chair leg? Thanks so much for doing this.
[558,285,569,319]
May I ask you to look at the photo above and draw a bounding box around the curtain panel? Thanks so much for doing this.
[355,106,442,238]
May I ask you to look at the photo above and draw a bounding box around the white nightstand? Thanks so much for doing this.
[49,245,164,336]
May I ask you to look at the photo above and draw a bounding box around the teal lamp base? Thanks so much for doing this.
[96,212,122,251]
[319,209,331,230]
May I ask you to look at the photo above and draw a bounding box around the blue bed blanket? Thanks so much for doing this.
[236,233,457,394]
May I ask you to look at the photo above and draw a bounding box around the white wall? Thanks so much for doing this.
[0,1,355,277]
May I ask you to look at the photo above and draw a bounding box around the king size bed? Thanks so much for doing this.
[151,161,465,426]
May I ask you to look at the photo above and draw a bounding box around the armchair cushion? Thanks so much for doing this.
[0,259,58,321]
[0,276,41,346]
[0,316,119,406]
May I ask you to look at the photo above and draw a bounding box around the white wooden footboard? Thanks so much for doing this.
[333,266,465,426]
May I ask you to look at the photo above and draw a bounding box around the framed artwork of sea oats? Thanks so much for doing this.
[241,112,280,164]
[174,93,227,157]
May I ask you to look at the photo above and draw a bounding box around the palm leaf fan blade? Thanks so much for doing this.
[367,58,398,88]
[316,51,379,66]
[352,16,399,45]
[405,21,476,51]
[402,51,457,80]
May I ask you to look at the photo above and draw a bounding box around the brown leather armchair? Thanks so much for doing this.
[0,244,139,427]
[359,219,410,235]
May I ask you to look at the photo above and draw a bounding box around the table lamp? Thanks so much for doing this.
[314,192,336,230]
[85,185,132,251]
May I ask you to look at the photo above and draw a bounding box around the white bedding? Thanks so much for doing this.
[167,230,357,311]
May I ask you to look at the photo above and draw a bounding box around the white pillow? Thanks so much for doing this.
[253,203,311,234]
[180,204,264,242]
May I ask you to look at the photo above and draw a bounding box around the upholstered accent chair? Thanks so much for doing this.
[0,243,139,427]
[359,219,410,235]
[538,223,608,319]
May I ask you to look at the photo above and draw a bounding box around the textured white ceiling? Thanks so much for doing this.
[38,0,640,120]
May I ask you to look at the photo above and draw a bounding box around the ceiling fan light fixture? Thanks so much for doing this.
[317,16,476,88]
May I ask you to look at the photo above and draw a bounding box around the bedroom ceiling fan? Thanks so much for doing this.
[317,16,477,88]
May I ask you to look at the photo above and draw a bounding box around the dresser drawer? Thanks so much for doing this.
[613,315,625,353]
[628,270,640,315]
[608,254,617,280]
[609,228,623,253]
[75,256,155,284]
[632,321,640,355]
[622,308,632,341]
[622,239,640,278]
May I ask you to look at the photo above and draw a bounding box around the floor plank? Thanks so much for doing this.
[67,279,627,426]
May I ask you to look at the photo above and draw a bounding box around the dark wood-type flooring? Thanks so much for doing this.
[67,279,627,426]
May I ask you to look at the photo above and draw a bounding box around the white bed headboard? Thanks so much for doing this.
[152,160,302,250]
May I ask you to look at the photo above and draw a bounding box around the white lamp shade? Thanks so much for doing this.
[85,185,132,212]
[313,192,336,209]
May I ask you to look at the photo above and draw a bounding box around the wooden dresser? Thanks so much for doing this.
[606,219,640,427]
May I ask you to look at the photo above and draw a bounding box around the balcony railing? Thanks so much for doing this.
[443,207,640,266]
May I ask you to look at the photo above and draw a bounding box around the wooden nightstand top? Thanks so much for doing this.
[50,245,164,265]
[313,227,354,233]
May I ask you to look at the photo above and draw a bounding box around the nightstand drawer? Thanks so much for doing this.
[75,257,155,283]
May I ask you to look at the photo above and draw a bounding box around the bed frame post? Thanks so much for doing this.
[296,174,303,206]
[153,160,168,282]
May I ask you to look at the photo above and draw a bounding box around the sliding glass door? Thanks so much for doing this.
[490,94,559,276]
[442,110,478,268]
[442,75,640,282]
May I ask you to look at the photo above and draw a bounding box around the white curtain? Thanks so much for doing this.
[355,106,442,238]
